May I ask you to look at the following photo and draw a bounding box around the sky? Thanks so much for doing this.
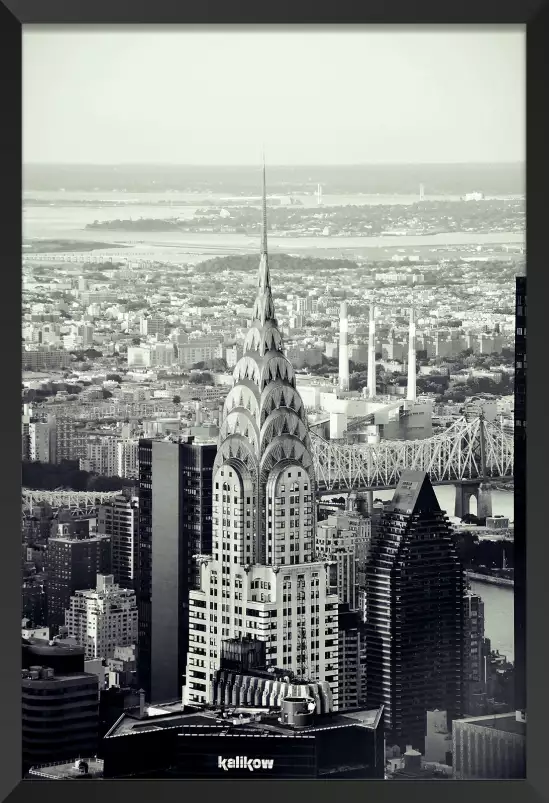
[23,26,525,165]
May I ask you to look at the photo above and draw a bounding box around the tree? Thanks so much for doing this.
[102,389,113,399]
[173,395,181,404]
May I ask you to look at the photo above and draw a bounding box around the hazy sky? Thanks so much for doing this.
[23,26,525,165]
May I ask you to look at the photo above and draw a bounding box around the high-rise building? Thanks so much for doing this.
[364,470,465,752]
[98,495,138,589]
[116,438,140,479]
[81,435,118,476]
[66,574,138,659]
[137,436,217,703]
[46,532,112,634]
[514,275,526,715]
[53,417,87,463]
[183,167,339,709]
[463,591,486,716]
[29,420,53,463]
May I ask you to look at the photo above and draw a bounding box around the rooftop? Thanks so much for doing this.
[455,713,526,737]
[27,758,104,779]
[106,703,383,739]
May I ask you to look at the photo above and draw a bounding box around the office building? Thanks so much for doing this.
[65,574,138,659]
[514,275,526,715]
[102,701,384,779]
[364,470,465,752]
[453,712,526,779]
[184,169,339,710]
[22,640,99,772]
[46,532,112,634]
[137,436,217,703]
[98,494,138,589]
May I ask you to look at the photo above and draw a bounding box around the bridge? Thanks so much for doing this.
[310,416,513,494]
[22,489,121,516]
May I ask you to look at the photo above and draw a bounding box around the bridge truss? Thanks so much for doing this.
[22,489,120,516]
[311,416,514,493]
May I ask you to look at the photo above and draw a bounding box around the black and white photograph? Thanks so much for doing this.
[20,26,526,781]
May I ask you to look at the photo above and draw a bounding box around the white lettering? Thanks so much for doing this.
[217,756,275,772]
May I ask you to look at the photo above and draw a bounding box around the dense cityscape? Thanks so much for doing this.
[21,162,526,781]
[20,26,526,785]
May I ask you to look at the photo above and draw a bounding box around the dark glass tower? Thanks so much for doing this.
[514,275,526,713]
[365,470,465,752]
[137,436,216,703]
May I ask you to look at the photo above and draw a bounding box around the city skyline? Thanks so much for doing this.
[23,27,524,166]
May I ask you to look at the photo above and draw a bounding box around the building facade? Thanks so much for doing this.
[137,436,217,703]
[183,171,339,709]
[66,574,138,659]
[22,665,99,772]
[98,495,139,589]
[453,712,526,779]
[364,470,465,752]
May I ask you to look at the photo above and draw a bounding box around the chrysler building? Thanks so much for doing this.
[184,166,339,707]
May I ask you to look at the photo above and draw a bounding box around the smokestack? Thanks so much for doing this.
[367,301,376,399]
[407,298,417,402]
[338,301,349,392]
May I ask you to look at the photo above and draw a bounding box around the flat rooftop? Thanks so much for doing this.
[456,713,526,737]
[28,759,104,779]
[106,703,383,739]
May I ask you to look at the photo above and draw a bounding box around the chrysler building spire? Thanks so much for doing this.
[252,158,275,325]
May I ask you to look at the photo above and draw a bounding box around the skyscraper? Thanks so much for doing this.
[514,275,526,715]
[137,435,217,703]
[365,470,465,752]
[184,166,339,708]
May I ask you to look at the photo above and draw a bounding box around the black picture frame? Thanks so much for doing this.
[2,4,547,803]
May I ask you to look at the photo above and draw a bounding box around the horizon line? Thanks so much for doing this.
[23,160,525,169]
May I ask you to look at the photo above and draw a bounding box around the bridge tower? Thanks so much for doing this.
[454,416,493,520]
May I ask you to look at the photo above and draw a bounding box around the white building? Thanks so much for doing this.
[127,346,152,368]
[29,420,53,463]
[116,438,139,479]
[65,574,138,660]
[184,184,339,709]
